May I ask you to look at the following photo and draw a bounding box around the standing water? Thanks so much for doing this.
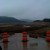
[0,33,50,50]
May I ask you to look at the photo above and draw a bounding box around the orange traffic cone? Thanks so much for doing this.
[46,30,50,42]
[22,37,27,42]
[22,32,28,42]
[22,32,27,36]
[3,32,9,42]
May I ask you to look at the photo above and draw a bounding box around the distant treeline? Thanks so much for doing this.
[34,18,50,22]
[43,18,50,22]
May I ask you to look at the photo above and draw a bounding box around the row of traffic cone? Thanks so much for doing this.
[2,31,28,50]
[3,30,50,42]
[3,31,28,42]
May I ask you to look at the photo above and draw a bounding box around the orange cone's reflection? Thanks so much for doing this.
[47,42,50,50]
[3,42,8,50]
[23,42,27,50]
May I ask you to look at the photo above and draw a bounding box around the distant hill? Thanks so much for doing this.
[43,18,50,22]
[31,18,50,27]
[34,20,42,22]
[0,16,26,24]
[34,18,50,22]
[20,19,33,22]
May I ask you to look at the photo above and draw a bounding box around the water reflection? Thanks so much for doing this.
[3,42,8,50]
[47,42,50,50]
[1,33,50,50]
[30,43,38,50]
[23,42,27,50]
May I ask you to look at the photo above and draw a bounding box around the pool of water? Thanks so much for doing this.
[0,33,50,50]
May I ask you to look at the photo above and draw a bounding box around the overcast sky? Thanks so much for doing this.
[0,0,50,20]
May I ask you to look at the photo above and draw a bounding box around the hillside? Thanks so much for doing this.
[0,16,26,24]
[34,18,50,22]
[20,19,33,22]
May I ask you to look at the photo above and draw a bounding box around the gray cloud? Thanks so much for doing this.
[0,0,50,20]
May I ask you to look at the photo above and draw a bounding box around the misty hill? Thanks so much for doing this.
[20,19,33,22]
[34,20,42,22]
[0,16,26,24]
[34,18,50,22]
[31,18,50,26]
[43,18,50,22]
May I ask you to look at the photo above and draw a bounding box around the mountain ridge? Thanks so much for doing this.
[0,16,26,24]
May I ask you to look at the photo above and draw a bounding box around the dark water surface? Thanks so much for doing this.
[0,33,50,50]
